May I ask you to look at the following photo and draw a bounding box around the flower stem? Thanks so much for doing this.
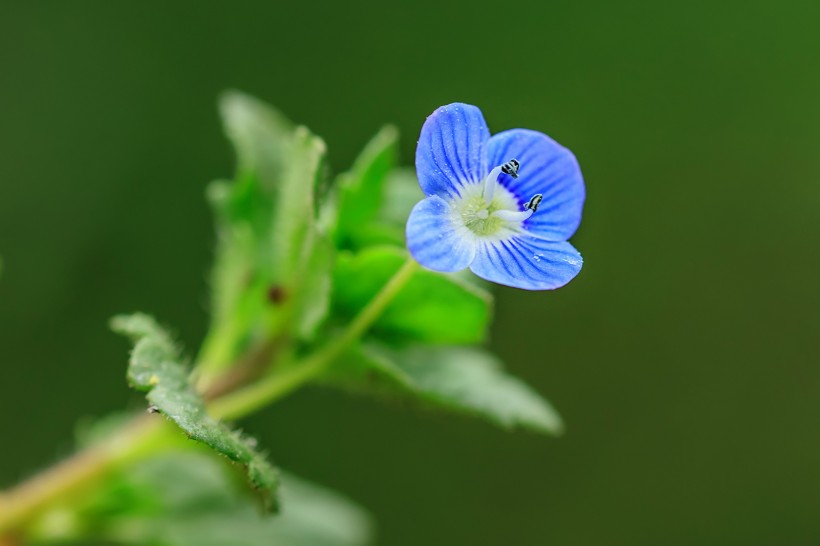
[210,256,419,420]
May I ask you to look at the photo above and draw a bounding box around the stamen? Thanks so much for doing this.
[491,193,542,223]
[483,159,521,205]
[482,166,502,205]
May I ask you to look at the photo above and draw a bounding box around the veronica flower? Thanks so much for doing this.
[406,103,585,290]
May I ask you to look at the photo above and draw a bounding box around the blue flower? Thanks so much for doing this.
[406,103,585,290]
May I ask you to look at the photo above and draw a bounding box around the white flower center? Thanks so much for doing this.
[450,161,540,240]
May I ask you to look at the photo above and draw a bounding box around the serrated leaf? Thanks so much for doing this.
[111,313,280,511]
[324,344,564,435]
[332,246,492,344]
[47,453,373,546]
[333,126,398,248]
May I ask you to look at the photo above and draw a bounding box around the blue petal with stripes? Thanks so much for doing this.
[469,237,583,291]
[415,104,489,199]
[406,196,476,272]
[486,129,585,241]
[407,103,585,290]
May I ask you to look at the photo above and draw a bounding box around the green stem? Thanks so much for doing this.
[0,415,170,534]
[0,255,419,536]
[210,256,419,420]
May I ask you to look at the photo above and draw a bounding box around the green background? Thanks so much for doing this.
[2,2,819,544]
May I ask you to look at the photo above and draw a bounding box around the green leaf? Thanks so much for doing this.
[206,179,258,332]
[270,125,327,282]
[45,453,373,546]
[334,167,426,249]
[325,344,564,435]
[110,313,280,511]
[218,91,328,286]
[202,92,333,375]
[378,168,425,228]
[333,126,398,247]
[292,234,334,339]
[220,90,294,184]
[332,246,492,344]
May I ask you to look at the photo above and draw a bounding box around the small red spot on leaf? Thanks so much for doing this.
[267,285,287,304]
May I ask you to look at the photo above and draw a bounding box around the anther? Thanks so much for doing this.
[500,159,520,178]
[524,194,543,212]
[484,159,522,205]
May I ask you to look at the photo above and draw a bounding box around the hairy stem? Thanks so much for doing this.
[0,256,419,536]
[0,415,167,534]
[200,335,285,400]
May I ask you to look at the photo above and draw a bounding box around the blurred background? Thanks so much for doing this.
[2,1,819,544]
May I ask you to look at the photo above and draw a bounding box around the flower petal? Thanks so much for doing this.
[406,196,476,272]
[487,129,585,240]
[469,235,582,290]
[415,103,490,199]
